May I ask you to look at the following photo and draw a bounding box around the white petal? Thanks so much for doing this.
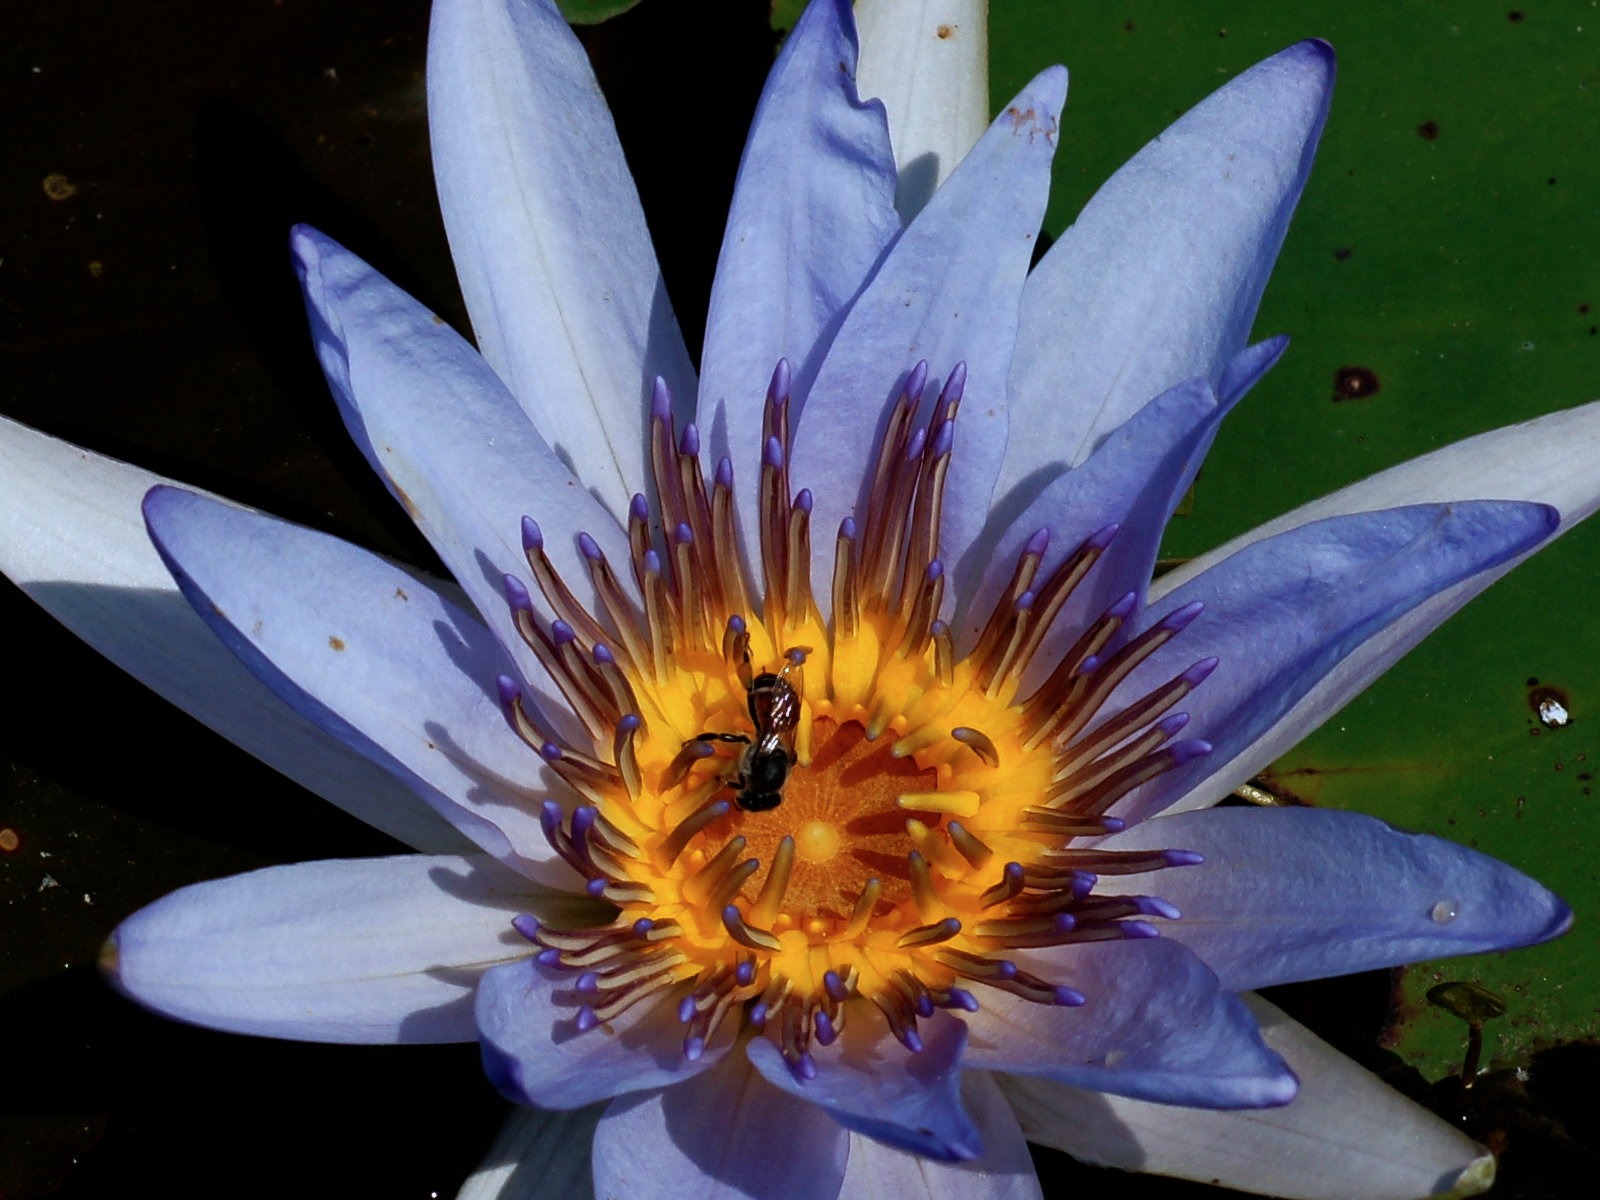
[839,1070,1043,1200]
[0,416,469,854]
[1000,996,1495,1200]
[428,0,696,518]
[457,1104,600,1200]
[1147,400,1600,816]
[854,0,990,218]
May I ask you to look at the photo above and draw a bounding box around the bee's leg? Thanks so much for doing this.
[691,733,751,745]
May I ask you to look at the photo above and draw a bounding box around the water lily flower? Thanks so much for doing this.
[2,0,1597,1197]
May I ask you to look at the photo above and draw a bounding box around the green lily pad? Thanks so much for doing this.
[983,3,1600,1078]
[557,0,644,24]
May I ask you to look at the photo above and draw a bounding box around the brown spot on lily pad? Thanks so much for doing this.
[1418,120,1440,140]
[1333,366,1380,401]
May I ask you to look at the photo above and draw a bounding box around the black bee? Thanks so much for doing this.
[693,649,807,812]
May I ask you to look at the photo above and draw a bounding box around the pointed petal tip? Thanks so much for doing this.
[1014,63,1069,119]
[1441,1150,1497,1198]
[1291,37,1337,71]
[97,930,120,982]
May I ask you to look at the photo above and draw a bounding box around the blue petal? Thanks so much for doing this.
[143,486,563,881]
[962,339,1283,672]
[106,855,542,1043]
[476,957,728,1109]
[592,1053,848,1200]
[1003,41,1333,494]
[792,67,1069,608]
[1099,807,1572,990]
[1105,500,1560,823]
[747,1009,981,1162]
[698,0,900,554]
[840,1070,1044,1199]
[961,938,1296,1109]
[292,225,633,700]
[428,0,695,518]
[0,417,468,855]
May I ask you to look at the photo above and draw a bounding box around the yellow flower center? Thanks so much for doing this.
[500,363,1209,1068]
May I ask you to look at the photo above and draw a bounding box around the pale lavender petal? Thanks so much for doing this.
[961,938,1296,1109]
[1001,996,1495,1200]
[1003,41,1333,491]
[593,1052,848,1200]
[1147,399,1600,816]
[1098,807,1570,990]
[839,1071,1043,1200]
[0,417,469,854]
[143,486,565,882]
[853,0,989,218]
[748,1010,980,1162]
[1108,501,1558,824]
[105,854,556,1043]
[476,957,730,1109]
[698,0,899,552]
[292,226,632,696]
[458,1104,601,1200]
[794,67,1068,605]
[428,0,695,517]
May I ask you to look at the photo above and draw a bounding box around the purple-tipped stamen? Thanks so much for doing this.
[1121,920,1161,940]
[511,914,540,942]
[1134,897,1182,920]
[823,970,850,1003]
[1160,601,1206,634]
[1168,739,1212,768]
[679,422,700,457]
[651,377,672,421]
[502,573,533,613]
[904,360,929,403]
[520,516,543,551]
[1163,849,1206,867]
[794,488,813,513]
[939,361,967,403]
[1086,523,1121,553]
[577,531,602,561]
[767,359,792,404]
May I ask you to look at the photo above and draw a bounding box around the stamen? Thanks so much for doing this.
[842,879,882,940]
[749,836,796,929]
[490,354,1226,1079]
[950,726,1000,767]
[723,904,783,953]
